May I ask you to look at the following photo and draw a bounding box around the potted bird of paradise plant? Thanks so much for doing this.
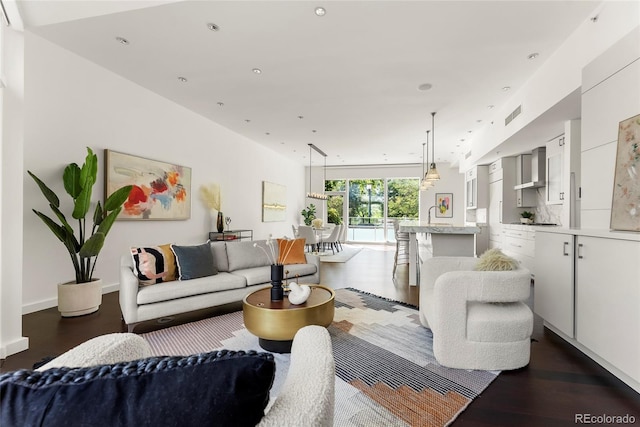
[28,147,132,317]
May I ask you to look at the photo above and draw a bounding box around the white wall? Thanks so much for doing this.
[0,24,29,358]
[21,33,306,313]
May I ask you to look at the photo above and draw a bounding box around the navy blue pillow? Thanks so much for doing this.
[1,350,275,427]
[171,243,218,280]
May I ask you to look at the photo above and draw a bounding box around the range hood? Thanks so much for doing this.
[514,147,546,190]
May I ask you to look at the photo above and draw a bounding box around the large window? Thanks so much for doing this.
[326,178,419,242]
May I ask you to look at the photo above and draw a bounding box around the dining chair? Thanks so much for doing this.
[321,225,341,255]
[297,225,319,253]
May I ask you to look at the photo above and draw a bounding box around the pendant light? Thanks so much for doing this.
[420,131,434,190]
[307,143,328,200]
[425,111,441,182]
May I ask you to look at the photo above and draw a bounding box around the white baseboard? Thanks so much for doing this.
[0,336,29,359]
[22,282,119,315]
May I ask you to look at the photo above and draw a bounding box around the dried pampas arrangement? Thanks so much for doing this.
[200,183,221,211]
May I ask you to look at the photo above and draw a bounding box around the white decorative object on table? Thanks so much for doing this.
[288,282,311,305]
[311,218,323,228]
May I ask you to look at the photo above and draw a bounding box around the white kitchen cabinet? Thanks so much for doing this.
[546,136,565,205]
[534,231,574,337]
[533,228,640,392]
[464,166,488,215]
[465,167,477,209]
[488,157,520,249]
[575,235,640,385]
[501,225,535,275]
[489,180,503,248]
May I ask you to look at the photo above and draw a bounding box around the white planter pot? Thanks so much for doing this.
[57,279,102,317]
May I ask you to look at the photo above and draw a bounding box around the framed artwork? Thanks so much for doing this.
[262,181,287,222]
[435,193,453,218]
[610,113,640,231]
[105,150,191,220]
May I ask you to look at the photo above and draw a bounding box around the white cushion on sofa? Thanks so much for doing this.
[137,272,246,305]
[210,241,229,272]
[226,240,272,271]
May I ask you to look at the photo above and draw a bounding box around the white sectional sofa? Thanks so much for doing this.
[120,239,320,331]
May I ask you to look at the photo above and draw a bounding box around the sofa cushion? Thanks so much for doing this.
[277,238,306,264]
[1,350,275,427]
[172,243,218,280]
[226,240,272,271]
[130,244,177,285]
[210,241,229,272]
[137,272,246,305]
[233,263,317,287]
[467,301,533,342]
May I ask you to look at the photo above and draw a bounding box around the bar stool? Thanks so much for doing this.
[393,220,410,277]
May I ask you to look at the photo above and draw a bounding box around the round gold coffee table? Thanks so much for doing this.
[243,285,335,353]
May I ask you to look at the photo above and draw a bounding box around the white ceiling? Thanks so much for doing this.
[18,0,601,167]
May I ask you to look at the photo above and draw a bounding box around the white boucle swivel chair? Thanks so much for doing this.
[419,256,533,370]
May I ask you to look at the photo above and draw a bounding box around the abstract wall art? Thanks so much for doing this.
[262,181,287,222]
[435,193,453,218]
[105,150,191,220]
[610,113,640,232]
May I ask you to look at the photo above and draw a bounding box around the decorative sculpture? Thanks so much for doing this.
[288,282,311,305]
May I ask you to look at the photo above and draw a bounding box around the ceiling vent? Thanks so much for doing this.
[504,104,522,126]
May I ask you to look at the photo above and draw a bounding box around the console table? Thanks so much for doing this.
[208,229,253,241]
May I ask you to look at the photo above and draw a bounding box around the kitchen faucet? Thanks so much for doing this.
[428,205,437,224]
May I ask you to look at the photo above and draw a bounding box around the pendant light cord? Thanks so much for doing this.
[431,112,436,165]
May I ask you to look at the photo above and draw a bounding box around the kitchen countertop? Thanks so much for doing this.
[399,221,480,234]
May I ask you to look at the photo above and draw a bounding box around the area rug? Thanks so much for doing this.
[319,245,363,263]
[142,288,499,426]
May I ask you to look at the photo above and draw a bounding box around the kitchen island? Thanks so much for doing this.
[399,221,481,286]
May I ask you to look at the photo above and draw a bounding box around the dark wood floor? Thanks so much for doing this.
[2,244,639,426]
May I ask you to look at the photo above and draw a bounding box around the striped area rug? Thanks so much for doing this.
[142,288,499,426]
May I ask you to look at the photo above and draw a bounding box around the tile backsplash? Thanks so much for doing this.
[534,188,563,225]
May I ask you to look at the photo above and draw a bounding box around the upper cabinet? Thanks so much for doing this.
[546,135,565,205]
[465,166,488,211]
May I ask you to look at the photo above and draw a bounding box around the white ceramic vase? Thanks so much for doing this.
[57,278,102,317]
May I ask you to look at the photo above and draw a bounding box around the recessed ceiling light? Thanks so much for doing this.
[265,132,270,135]
[502,86,511,91]
[312,130,317,133]
[252,68,262,74]
[527,52,539,60]
[245,119,251,123]
[115,37,129,45]
[488,105,495,109]
[476,119,482,123]
[315,7,326,16]
[217,102,224,107]
[298,115,304,119]
[417,83,433,91]
[207,23,220,32]
[177,76,188,82]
